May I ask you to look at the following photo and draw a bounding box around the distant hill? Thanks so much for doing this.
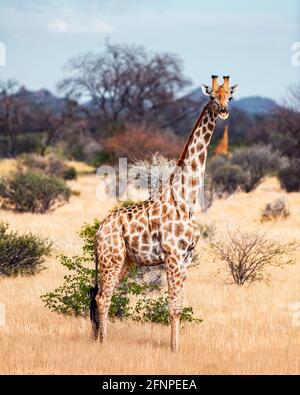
[15,86,278,117]
[184,89,278,115]
[231,96,278,114]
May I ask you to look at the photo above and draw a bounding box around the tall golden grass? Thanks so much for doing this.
[0,170,300,374]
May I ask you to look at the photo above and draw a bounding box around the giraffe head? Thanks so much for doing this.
[201,75,238,120]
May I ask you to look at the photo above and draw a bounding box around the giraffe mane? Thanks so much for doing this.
[176,102,210,167]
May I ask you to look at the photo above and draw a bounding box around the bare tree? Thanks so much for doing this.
[57,42,190,131]
[0,79,27,156]
[34,99,84,156]
[211,231,296,285]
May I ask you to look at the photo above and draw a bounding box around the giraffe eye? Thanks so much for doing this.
[210,96,214,101]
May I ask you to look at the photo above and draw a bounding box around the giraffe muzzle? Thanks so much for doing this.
[219,107,229,120]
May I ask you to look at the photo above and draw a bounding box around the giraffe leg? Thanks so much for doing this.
[118,258,133,283]
[165,255,187,352]
[96,258,125,343]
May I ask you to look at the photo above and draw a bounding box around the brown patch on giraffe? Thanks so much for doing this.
[204,133,211,144]
[196,143,204,151]
[178,239,188,250]
[129,223,136,233]
[142,231,149,244]
[137,224,145,233]
[179,202,186,212]
[185,229,192,239]
[131,235,139,249]
[167,209,174,221]
[122,223,129,234]
[191,159,197,171]
[175,223,184,237]
[163,244,172,254]
[208,122,214,131]
[199,152,206,163]
[152,207,160,216]
[168,223,173,233]
[151,218,161,228]
[189,177,197,187]
[162,204,168,216]
[140,217,148,226]
[181,174,186,185]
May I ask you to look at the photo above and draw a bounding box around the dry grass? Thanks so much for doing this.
[1,173,300,374]
[0,159,18,176]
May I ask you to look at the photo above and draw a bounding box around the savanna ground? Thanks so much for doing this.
[1,160,300,374]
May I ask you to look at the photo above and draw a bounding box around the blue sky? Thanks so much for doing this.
[0,0,299,101]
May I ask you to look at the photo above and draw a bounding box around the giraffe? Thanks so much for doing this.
[214,124,229,156]
[90,75,238,351]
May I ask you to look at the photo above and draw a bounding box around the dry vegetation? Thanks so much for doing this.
[1,164,300,374]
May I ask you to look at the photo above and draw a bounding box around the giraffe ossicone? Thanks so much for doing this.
[90,75,239,351]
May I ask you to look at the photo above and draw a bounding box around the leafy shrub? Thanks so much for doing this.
[261,198,290,222]
[18,153,77,180]
[210,230,295,285]
[0,134,43,158]
[90,151,115,167]
[278,160,300,192]
[0,171,71,213]
[42,219,201,325]
[134,294,202,325]
[0,222,51,276]
[231,145,281,192]
[208,145,282,195]
[211,163,248,195]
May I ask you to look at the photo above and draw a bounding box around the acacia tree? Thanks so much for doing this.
[57,42,190,131]
[34,99,85,156]
[0,79,27,156]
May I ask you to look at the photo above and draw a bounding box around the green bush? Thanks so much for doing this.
[0,171,71,213]
[19,154,77,180]
[278,160,300,192]
[41,219,202,325]
[90,151,115,167]
[0,222,51,276]
[0,134,43,158]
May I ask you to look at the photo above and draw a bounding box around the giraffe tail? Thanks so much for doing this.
[89,283,99,330]
[89,237,99,330]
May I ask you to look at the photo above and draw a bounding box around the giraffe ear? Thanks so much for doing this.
[230,84,239,97]
[201,84,212,96]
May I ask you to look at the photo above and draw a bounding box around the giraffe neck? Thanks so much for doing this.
[162,101,218,211]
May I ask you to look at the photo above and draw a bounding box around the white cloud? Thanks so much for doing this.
[48,18,114,34]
